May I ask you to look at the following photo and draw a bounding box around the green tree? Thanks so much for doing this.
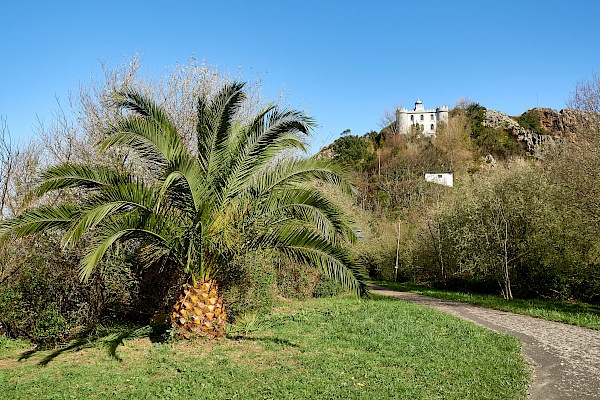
[331,132,374,171]
[0,81,366,338]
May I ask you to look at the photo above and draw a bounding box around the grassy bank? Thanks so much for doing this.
[378,281,600,331]
[0,296,528,399]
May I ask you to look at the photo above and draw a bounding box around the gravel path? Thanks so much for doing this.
[370,286,600,399]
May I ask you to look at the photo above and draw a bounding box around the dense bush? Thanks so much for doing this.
[464,104,524,160]
[516,109,547,135]
[220,251,278,320]
[0,233,143,347]
[407,161,600,303]
[330,132,375,171]
[220,250,346,321]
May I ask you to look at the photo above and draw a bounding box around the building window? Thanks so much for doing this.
[431,115,434,120]
[431,124,434,130]
[410,115,414,121]
[420,115,424,121]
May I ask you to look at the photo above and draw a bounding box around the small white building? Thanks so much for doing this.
[424,172,453,187]
[396,99,449,136]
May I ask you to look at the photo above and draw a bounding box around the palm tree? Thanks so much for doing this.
[0,81,366,338]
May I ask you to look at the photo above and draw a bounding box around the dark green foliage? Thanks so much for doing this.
[363,129,386,148]
[220,250,277,320]
[465,103,487,137]
[221,250,345,320]
[475,128,524,159]
[312,274,345,297]
[465,104,524,159]
[274,258,332,300]
[0,286,67,346]
[331,133,375,170]
[0,233,141,347]
[516,109,547,135]
[358,242,397,281]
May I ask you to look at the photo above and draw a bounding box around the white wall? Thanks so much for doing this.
[424,172,453,187]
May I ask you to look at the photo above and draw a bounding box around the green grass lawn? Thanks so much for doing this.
[378,281,600,331]
[0,296,528,399]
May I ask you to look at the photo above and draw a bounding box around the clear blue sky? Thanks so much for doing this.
[1,0,599,153]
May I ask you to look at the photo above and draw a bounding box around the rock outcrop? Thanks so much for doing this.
[535,108,579,134]
[483,107,593,154]
[483,109,551,153]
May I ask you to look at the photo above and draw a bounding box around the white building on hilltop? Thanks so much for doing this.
[396,99,449,136]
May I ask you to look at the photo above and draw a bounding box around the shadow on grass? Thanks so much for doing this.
[225,334,298,348]
[18,323,168,366]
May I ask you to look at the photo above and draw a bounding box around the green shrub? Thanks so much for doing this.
[275,258,321,300]
[312,275,345,297]
[474,127,524,159]
[220,250,345,321]
[220,250,277,321]
[330,133,375,171]
[516,109,547,135]
[0,233,143,347]
[465,103,524,159]
[0,285,68,346]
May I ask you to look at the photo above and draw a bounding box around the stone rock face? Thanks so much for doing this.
[483,109,552,153]
[534,108,583,135]
[482,107,593,154]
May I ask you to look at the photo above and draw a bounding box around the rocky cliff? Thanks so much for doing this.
[483,108,593,154]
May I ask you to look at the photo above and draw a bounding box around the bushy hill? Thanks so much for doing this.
[320,104,600,304]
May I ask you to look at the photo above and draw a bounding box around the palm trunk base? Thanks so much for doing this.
[171,280,226,339]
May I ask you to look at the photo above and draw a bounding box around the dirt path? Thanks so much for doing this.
[370,285,600,399]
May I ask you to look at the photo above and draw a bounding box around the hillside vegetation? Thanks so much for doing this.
[322,97,600,304]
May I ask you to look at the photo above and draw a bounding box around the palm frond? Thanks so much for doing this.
[100,115,185,168]
[251,158,354,198]
[0,205,79,240]
[222,106,314,200]
[113,89,179,142]
[256,188,357,246]
[35,164,131,197]
[62,181,158,249]
[159,155,207,215]
[78,211,178,281]
[254,224,366,295]
[197,81,246,171]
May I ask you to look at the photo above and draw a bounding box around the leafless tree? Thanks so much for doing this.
[453,97,474,110]
[0,117,15,217]
[0,117,42,217]
[378,102,402,135]
[0,54,277,219]
[545,72,600,227]
[567,72,600,114]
